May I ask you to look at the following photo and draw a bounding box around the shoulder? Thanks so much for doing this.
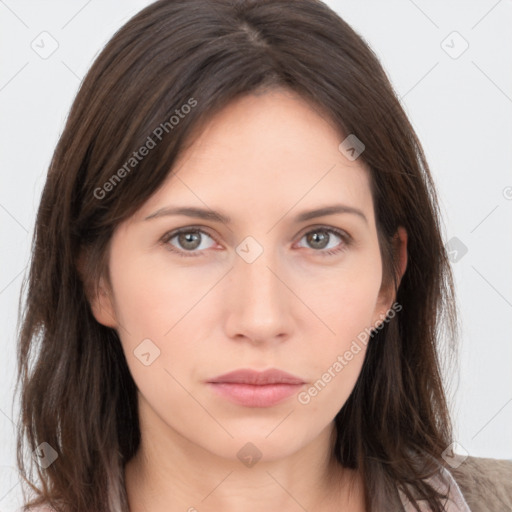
[449,455,512,512]
[399,455,511,512]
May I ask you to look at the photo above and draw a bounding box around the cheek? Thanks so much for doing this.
[296,282,375,417]
[296,258,381,400]
[109,250,208,339]
[108,251,215,395]
[307,257,382,346]
[297,347,367,420]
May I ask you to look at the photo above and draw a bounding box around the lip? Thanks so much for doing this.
[208,368,305,385]
[206,368,305,408]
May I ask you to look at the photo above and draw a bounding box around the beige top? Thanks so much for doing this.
[22,467,472,511]
[399,465,472,511]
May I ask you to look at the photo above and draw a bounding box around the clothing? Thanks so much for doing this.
[449,455,512,511]
[19,466,472,512]
[399,464,472,511]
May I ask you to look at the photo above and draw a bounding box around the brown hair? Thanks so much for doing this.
[16,0,459,510]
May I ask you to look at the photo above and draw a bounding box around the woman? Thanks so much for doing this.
[16,0,472,510]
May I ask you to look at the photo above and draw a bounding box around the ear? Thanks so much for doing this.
[77,250,118,329]
[393,225,408,289]
[89,275,118,329]
[372,225,408,326]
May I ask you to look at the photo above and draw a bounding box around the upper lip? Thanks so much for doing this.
[207,368,305,385]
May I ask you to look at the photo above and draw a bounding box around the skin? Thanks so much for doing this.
[89,88,408,512]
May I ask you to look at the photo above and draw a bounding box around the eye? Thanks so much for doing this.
[161,227,217,257]
[160,225,351,258]
[296,226,350,256]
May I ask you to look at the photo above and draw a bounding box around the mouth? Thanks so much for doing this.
[206,368,305,408]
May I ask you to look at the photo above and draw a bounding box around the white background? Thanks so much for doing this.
[1,0,511,509]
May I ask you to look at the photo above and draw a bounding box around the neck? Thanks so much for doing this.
[124,413,364,512]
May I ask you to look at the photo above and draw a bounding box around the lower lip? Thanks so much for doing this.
[207,382,304,407]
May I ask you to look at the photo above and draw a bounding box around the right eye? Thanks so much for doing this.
[160,227,218,257]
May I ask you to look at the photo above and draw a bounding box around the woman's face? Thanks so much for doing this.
[90,88,405,463]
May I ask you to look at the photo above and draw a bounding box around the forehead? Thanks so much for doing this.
[135,89,374,227]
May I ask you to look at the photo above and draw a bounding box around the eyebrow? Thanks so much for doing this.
[144,204,368,225]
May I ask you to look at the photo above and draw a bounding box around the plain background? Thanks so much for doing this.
[1,0,511,509]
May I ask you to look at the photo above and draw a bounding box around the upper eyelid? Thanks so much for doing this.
[162,226,219,243]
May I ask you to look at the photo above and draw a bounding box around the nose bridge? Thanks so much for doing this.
[236,237,286,310]
[225,235,291,342]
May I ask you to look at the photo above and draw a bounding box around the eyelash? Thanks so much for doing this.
[160,225,352,258]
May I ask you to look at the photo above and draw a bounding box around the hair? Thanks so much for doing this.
[15,0,460,511]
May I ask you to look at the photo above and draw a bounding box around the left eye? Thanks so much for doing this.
[296,227,348,256]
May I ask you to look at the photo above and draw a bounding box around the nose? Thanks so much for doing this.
[224,249,293,346]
